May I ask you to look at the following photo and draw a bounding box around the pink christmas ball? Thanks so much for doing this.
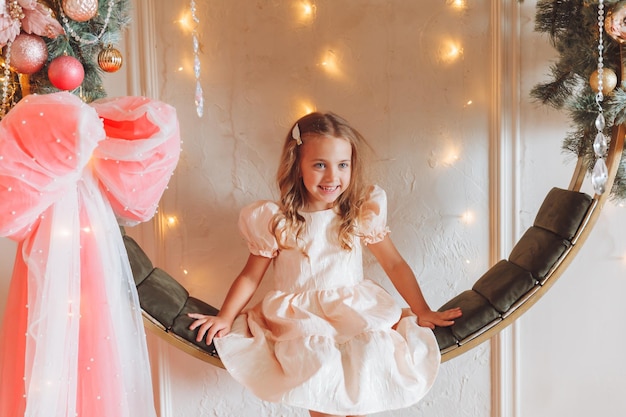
[48,55,84,91]
[10,33,48,74]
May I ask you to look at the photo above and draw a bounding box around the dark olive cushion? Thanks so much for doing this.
[534,188,592,240]
[436,290,500,342]
[472,260,536,313]
[123,235,154,286]
[433,326,457,350]
[171,297,220,356]
[508,226,569,282]
[136,267,189,329]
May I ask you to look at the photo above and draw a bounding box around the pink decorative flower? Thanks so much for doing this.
[0,0,64,47]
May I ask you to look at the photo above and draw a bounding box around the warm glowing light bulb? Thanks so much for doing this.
[183,269,189,275]
[450,0,466,9]
[465,100,473,107]
[319,49,342,78]
[296,1,316,23]
[442,150,460,166]
[296,99,316,116]
[165,216,178,227]
[321,50,336,67]
[440,40,463,63]
[178,12,193,32]
[302,2,315,16]
[461,210,475,225]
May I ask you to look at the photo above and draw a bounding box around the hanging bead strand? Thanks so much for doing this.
[1,42,12,118]
[592,0,609,195]
[0,0,12,118]
[59,0,115,46]
[191,0,204,117]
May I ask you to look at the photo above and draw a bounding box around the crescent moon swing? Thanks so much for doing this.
[122,2,626,368]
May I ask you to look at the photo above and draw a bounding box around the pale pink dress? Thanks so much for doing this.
[0,92,180,417]
[214,186,441,415]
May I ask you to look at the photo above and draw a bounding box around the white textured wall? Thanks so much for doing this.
[149,1,491,416]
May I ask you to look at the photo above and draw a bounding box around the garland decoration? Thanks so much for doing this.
[532,0,626,200]
[591,0,609,194]
[190,0,203,117]
[0,0,130,117]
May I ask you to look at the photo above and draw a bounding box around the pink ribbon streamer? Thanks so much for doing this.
[0,92,180,417]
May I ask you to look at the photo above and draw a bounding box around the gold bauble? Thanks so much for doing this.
[62,0,98,22]
[590,68,618,95]
[98,46,123,73]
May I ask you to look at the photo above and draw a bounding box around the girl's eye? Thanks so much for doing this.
[314,162,326,168]
[339,162,349,169]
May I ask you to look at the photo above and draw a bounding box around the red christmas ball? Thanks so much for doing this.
[48,55,85,90]
[10,33,48,74]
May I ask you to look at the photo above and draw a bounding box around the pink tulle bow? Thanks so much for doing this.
[0,91,180,417]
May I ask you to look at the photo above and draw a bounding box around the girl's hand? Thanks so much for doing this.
[188,313,233,345]
[416,307,462,330]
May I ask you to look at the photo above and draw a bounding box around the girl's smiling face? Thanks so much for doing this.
[299,134,352,211]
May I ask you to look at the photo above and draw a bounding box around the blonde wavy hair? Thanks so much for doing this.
[272,112,371,251]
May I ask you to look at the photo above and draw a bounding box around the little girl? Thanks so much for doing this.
[189,112,462,417]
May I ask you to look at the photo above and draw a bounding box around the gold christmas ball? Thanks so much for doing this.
[62,0,98,22]
[590,68,618,95]
[98,46,123,73]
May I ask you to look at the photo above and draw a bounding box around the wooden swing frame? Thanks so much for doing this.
[125,47,626,369]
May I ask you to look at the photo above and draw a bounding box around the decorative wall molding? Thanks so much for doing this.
[125,0,160,99]
[489,1,521,417]
[124,1,172,416]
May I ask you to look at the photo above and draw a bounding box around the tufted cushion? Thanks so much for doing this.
[136,267,189,329]
[534,188,593,240]
[171,297,220,356]
[434,188,593,352]
[122,235,154,286]
[472,260,536,313]
[437,290,501,342]
[433,326,457,350]
[508,226,569,282]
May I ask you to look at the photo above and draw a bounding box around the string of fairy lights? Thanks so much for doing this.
[168,0,474,279]
[177,0,468,117]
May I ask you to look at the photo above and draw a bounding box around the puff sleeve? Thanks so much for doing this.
[358,185,391,245]
[238,201,280,258]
